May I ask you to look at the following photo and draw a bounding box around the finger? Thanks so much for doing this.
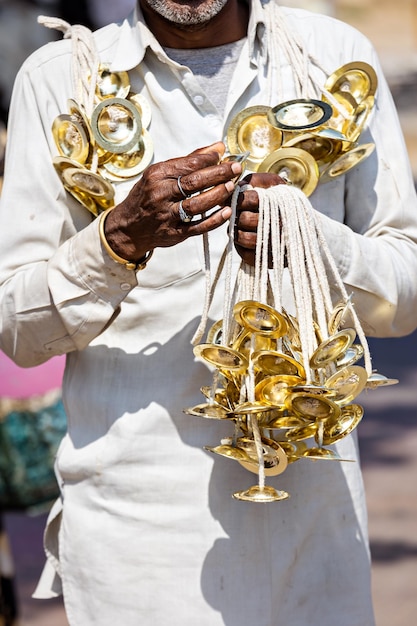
[182,205,232,237]
[239,172,286,188]
[234,229,257,250]
[164,142,225,183]
[138,154,229,206]
[149,150,223,198]
[178,178,236,219]
[173,160,242,198]
[191,141,226,159]
[236,210,259,232]
[237,189,261,212]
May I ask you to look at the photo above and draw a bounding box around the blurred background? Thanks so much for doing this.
[0,1,416,625]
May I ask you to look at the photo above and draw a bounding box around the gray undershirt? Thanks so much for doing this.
[164,38,246,116]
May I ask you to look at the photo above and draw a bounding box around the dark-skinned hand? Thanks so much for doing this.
[234,172,287,266]
[104,141,241,262]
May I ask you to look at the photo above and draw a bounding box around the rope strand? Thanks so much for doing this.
[38,16,100,116]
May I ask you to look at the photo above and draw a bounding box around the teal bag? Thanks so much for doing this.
[0,396,67,512]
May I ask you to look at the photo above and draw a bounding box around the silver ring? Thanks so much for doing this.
[178,200,193,223]
[177,175,188,198]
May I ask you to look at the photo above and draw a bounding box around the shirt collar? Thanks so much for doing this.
[108,0,268,72]
[108,5,149,72]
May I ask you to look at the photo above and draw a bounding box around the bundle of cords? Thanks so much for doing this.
[193,181,372,491]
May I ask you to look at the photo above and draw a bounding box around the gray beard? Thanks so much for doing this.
[143,0,230,26]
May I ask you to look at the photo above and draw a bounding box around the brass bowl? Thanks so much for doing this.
[62,167,115,205]
[286,392,341,422]
[52,114,90,164]
[102,129,153,179]
[365,372,399,389]
[233,484,290,502]
[233,300,289,338]
[343,96,375,142]
[193,343,248,373]
[91,97,142,154]
[236,437,289,477]
[251,350,305,378]
[309,328,356,368]
[129,93,152,129]
[255,374,302,408]
[268,99,333,131]
[321,403,364,444]
[325,365,368,405]
[324,61,378,106]
[95,66,130,100]
[282,130,345,167]
[320,143,375,183]
[183,403,232,420]
[227,105,283,171]
[258,147,319,197]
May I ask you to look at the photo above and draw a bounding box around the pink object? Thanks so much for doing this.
[0,351,65,398]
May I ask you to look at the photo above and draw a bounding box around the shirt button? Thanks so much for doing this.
[193,95,204,106]
[120,282,132,291]
[207,115,221,127]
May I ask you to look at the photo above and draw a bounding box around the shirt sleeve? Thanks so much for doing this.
[0,50,138,367]
[313,33,417,338]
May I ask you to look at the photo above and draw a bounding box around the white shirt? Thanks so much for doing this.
[1,2,417,624]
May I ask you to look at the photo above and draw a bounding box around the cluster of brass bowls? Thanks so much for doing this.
[52,66,153,216]
[226,62,377,197]
[185,299,397,501]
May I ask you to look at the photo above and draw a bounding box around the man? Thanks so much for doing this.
[1,1,417,624]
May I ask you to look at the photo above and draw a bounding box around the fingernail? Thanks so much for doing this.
[231,162,242,175]
[225,180,235,192]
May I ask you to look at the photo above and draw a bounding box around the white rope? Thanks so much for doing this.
[191,186,245,346]
[253,188,270,303]
[311,210,373,375]
[279,190,317,381]
[291,189,333,336]
[191,228,212,345]
[262,184,371,378]
[266,3,330,101]
[222,185,243,344]
[200,182,371,389]
[38,16,100,118]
